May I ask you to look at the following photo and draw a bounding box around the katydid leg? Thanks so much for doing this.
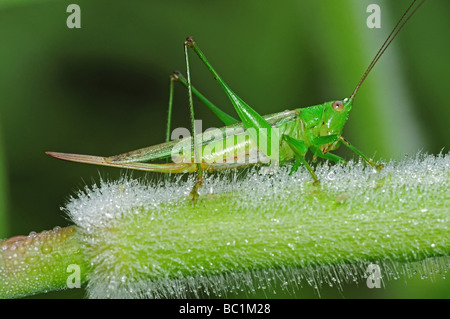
[310,146,346,164]
[164,75,176,181]
[339,136,383,169]
[282,135,318,183]
[184,39,204,199]
[185,37,278,162]
[312,134,340,146]
[310,135,346,163]
[312,134,380,168]
[166,74,176,144]
[171,72,238,126]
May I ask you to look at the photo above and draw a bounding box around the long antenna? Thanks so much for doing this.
[349,0,425,101]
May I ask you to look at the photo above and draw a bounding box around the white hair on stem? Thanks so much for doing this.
[60,152,449,299]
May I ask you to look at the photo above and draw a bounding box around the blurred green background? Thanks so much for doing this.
[0,0,448,298]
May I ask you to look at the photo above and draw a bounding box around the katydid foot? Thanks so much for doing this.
[189,176,203,201]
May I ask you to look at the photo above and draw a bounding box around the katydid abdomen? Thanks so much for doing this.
[109,109,301,168]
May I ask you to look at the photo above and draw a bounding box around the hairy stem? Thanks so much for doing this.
[0,226,89,298]
[1,154,449,298]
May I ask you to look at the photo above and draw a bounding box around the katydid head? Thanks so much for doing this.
[320,98,353,135]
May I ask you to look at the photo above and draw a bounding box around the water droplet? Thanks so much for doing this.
[51,253,62,262]
[25,255,40,264]
[41,243,53,254]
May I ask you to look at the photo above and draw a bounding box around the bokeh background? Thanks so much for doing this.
[0,0,448,298]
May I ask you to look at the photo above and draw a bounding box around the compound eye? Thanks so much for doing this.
[332,100,344,111]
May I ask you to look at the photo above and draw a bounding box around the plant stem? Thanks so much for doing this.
[1,154,449,298]
[0,226,89,298]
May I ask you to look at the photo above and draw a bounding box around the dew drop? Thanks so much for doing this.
[41,243,53,254]
[25,255,40,264]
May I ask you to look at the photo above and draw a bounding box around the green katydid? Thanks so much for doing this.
[47,0,426,195]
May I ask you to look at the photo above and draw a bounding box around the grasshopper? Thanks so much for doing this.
[47,0,425,197]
